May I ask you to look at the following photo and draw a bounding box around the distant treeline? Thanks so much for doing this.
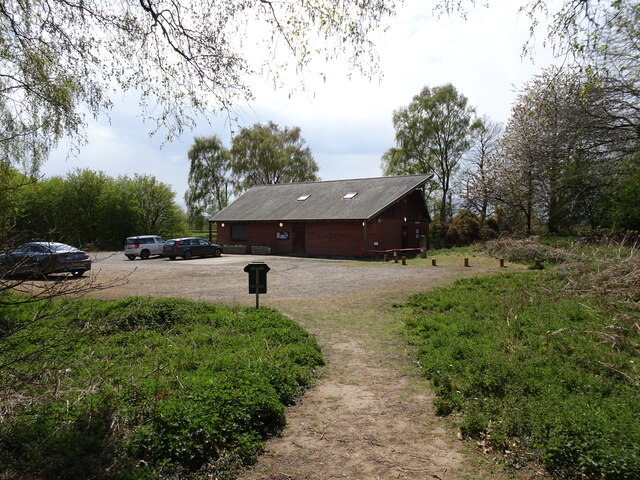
[1,167,187,250]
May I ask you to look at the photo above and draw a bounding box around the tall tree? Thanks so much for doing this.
[495,67,613,233]
[230,122,319,193]
[461,116,502,225]
[579,1,640,155]
[383,84,479,222]
[185,136,231,218]
[0,0,398,174]
[123,174,186,238]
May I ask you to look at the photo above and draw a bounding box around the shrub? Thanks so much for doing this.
[446,210,481,246]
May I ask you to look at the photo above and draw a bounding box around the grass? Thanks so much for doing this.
[400,239,639,479]
[186,229,212,239]
[0,296,323,479]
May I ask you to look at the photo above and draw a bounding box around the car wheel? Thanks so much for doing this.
[213,248,222,257]
[71,270,85,277]
[168,256,176,260]
[183,250,192,260]
[140,249,150,260]
[126,254,136,260]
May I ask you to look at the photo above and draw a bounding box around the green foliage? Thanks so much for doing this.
[444,209,481,246]
[383,83,479,222]
[401,258,640,478]
[595,154,640,232]
[11,168,187,249]
[1,0,398,174]
[230,122,319,194]
[0,295,323,479]
[0,165,30,241]
[185,136,231,218]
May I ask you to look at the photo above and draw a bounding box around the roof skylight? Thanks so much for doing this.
[297,194,311,201]
[343,192,358,199]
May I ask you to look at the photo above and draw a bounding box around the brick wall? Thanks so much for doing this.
[215,218,428,257]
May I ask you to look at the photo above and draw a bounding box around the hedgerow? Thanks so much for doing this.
[0,296,323,479]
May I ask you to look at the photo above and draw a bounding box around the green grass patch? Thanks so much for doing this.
[186,230,212,239]
[401,268,639,479]
[0,296,323,479]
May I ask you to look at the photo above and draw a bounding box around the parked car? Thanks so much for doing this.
[163,237,222,260]
[0,242,92,277]
[124,235,166,260]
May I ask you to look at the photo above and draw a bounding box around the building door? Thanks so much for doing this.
[401,225,408,249]
[293,223,306,253]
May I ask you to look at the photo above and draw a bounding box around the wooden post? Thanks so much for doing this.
[500,259,505,268]
[401,256,406,265]
[464,258,469,267]
[432,258,437,266]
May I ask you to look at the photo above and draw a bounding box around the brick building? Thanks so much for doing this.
[209,175,432,257]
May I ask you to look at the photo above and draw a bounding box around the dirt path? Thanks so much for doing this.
[237,270,510,480]
[84,253,517,479]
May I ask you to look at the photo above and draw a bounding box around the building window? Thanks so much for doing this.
[230,224,247,241]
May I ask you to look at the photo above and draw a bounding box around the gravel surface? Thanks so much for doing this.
[86,252,472,305]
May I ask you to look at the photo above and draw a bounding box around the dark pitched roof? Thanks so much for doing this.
[210,175,432,222]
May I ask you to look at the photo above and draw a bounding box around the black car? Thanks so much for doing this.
[0,242,92,277]
[163,237,222,260]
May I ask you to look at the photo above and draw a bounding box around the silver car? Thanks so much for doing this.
[124,235,166,260]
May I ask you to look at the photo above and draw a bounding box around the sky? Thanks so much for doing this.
[44,0,558,208]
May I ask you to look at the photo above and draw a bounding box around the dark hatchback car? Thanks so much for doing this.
[0,242,92,277]
[163,237,222,260]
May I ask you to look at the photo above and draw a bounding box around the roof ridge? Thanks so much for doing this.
[253,174,432,188]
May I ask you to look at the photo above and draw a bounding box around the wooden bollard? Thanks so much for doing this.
[500,259,505,268]
[394,253,398,263]
[401,256,406,265]
[384,253,388,262]
[464,258,469,267]
[432,258,437,266]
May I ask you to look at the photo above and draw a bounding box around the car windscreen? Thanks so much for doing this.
[164,240,176,246]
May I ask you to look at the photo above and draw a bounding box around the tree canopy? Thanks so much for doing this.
[0,0,398,172]
[185,136,231,219]
[436,0,637,57]
[12,169,186,248]
[230,122,320,193]
[383,84,479,222]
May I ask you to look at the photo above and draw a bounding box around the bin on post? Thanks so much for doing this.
[244,262,270,308]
